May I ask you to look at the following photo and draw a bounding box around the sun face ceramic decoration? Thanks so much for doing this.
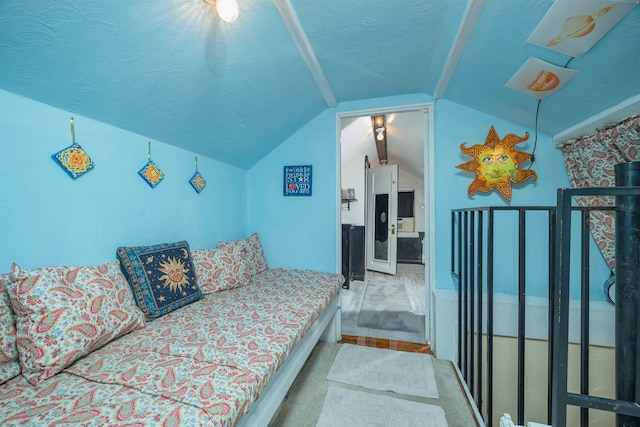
[52,117,95,179]
[456,126,537,201]
[139,161,164,188]
[138,142,164,188]
[189,157,206,193]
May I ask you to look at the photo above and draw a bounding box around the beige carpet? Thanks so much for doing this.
[270,343,478,427]
[327,344,439,398]
[316,386,448,427]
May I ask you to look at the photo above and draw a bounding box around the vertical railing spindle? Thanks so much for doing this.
[477,211,484,414]
[580,210,591,427]
[517,209,527,425]
[487,208,495,427]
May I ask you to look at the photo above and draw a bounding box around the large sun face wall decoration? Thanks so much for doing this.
[456,126,537,201]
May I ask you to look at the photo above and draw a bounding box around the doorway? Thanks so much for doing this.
[336,103,435,344]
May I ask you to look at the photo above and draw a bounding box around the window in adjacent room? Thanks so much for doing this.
[398,190,414,218]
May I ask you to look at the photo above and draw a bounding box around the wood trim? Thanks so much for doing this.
[553,93,640,143]
[339,334,432,354]
[433,0,486,99]
[271,0,337,107]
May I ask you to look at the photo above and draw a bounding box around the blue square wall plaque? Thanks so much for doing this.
[283,165,312,196]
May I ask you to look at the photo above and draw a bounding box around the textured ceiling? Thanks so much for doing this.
[1,0,639,169]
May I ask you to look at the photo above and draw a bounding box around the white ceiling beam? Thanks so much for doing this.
[271,0,337,107]
[433,0,486,99]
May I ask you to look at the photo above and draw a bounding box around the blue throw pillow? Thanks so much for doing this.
[117,241,202,319]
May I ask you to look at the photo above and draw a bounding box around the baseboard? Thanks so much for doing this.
[432,289,614,361]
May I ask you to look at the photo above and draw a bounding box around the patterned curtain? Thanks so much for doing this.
[557,115,640,269]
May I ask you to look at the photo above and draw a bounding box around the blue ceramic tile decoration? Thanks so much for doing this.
[51,143,95,179]
[190,171,206,193]
[138,161,164,188]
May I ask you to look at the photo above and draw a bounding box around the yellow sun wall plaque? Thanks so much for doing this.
[52,117,95,180]
[456,126,537,201]
[138,141,164,188]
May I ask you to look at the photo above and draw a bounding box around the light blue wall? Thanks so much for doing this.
[0,89,247,272]
[434,99,611,301]
[246,93,610,301]
[246,94,434,274]
[1,88,611,302]
[434,98,566,294]
[246,109,337,273]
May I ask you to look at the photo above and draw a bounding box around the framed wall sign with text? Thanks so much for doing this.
[283,165,312,196]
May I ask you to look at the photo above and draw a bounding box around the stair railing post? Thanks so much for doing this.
[615,161,640,427]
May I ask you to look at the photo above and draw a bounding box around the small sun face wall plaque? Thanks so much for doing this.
[190,171,206,193]
[189,157,206,193]
[52,117,95,179]
[138,142,164,188]
[139,161,164,188]
[52,143,95,179]
[456,126,537,201]
[283,165,312,196]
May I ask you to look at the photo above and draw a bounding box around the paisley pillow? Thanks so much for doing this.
[117,241,202,319]
[0,274,20,384]
[218,233,268,276]
[7,261,146,385]
[192,245,251,294]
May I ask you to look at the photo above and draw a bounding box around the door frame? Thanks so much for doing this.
[335,102,436,344]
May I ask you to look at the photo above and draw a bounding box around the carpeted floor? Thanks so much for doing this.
[269,342,478,427]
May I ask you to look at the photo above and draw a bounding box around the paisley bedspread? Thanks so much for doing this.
[0,268,342,426]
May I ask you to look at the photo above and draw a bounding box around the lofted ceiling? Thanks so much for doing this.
[340,111,425,182]
[1,0,639,169]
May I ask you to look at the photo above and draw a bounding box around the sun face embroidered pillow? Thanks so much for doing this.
[191,245,251,294]
[117,241,202,319]
[7,261,146,385]
[218,233,268,276]
[0,274,20,385]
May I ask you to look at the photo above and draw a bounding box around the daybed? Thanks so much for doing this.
[0,234,343,426]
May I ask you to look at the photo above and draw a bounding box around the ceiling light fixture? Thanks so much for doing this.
[371,115,388,163]
[371,115,387,141]
[203,0,239,23]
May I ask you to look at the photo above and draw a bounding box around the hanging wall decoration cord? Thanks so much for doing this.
[527,56,575,169]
